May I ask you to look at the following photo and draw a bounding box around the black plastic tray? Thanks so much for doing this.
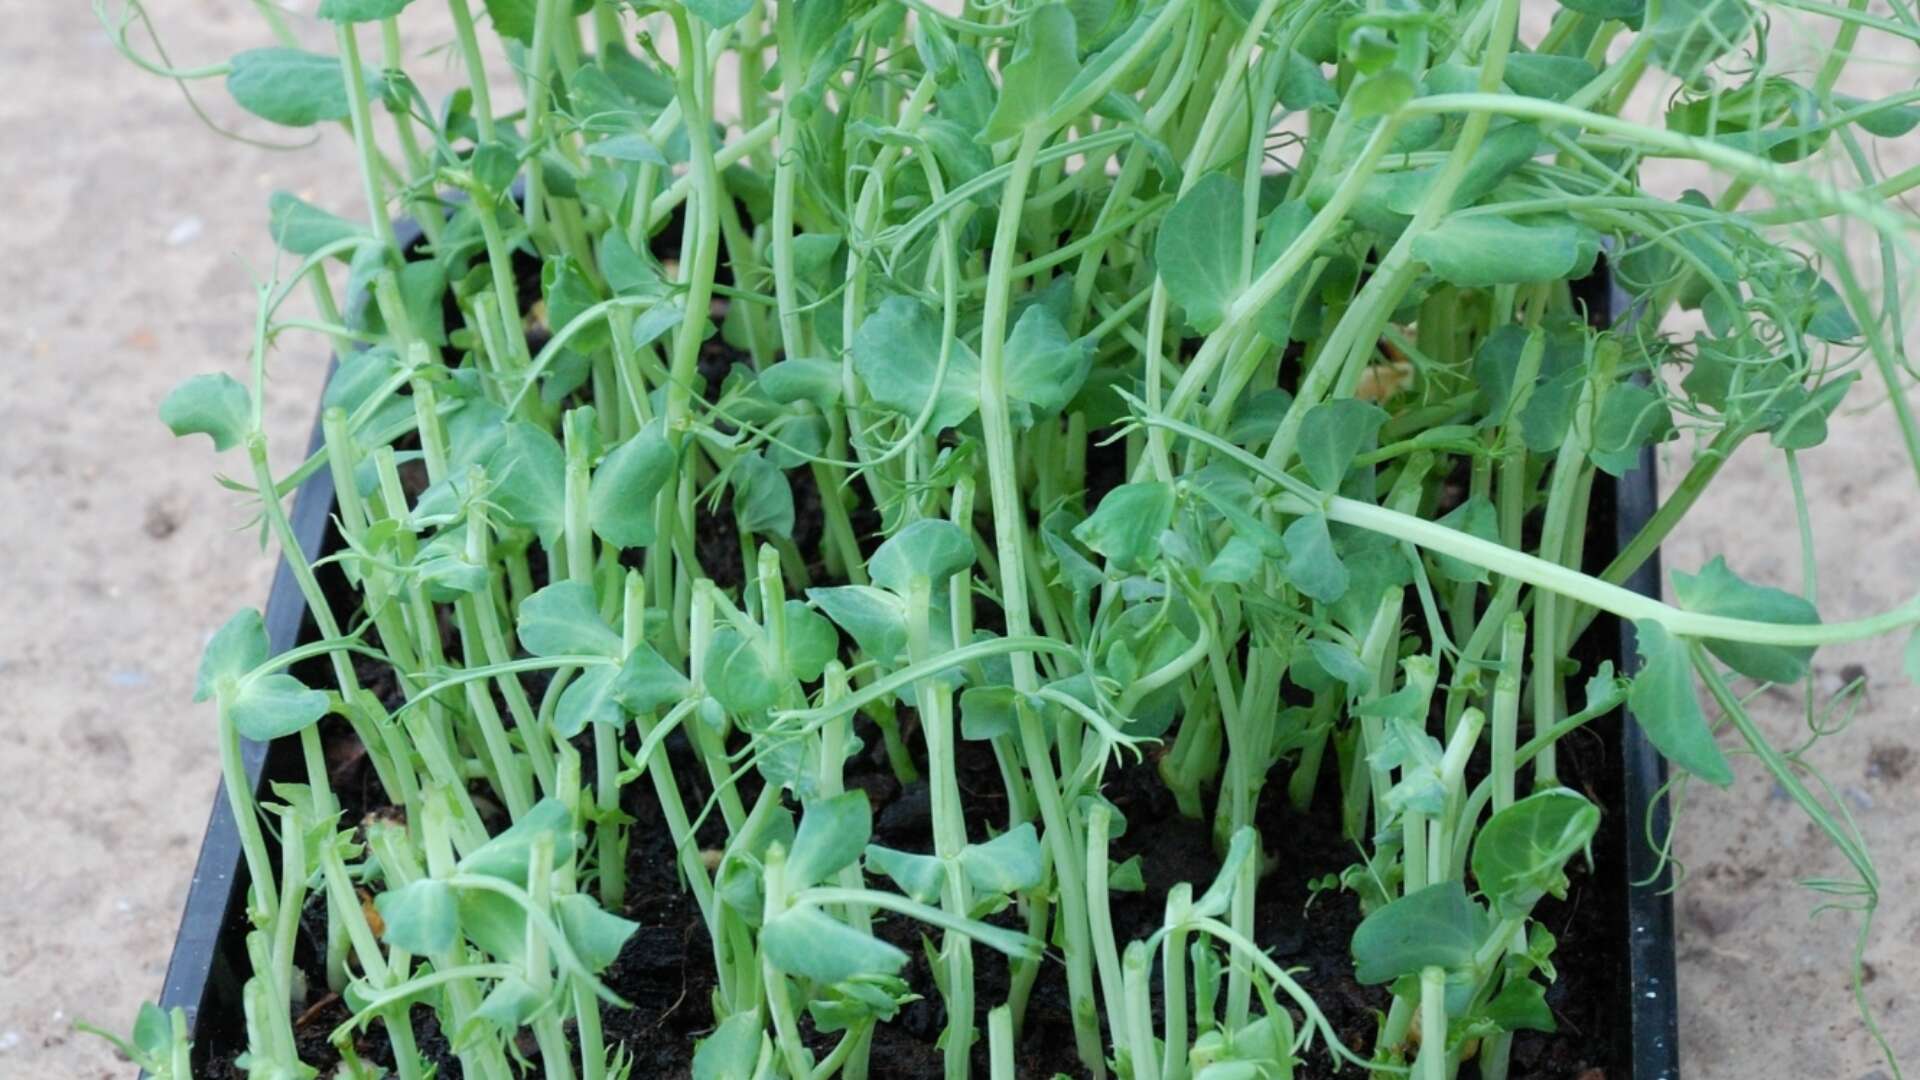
[148,272,1681,1079]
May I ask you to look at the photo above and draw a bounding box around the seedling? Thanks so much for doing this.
[95,0,1920,1075]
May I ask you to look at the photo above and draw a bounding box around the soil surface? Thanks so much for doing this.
[7,6,1920,1080]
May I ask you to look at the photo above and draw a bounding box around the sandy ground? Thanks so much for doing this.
[1,3,1915,1078]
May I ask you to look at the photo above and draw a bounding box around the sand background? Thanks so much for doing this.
[1,2,1915,1076]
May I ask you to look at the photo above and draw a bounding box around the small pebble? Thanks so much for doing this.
[108,670,150,689]
[166,216,204,246]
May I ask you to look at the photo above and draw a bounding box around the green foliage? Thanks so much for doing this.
[128,0,1920,1073]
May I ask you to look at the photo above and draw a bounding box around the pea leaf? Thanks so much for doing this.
[1627,620,1734,786]
[482,0,540,42]
[983,4,1081,141]
[865,845,948,903]
[589,423,675,548]
[228,673,330,742]
[615,645,693,715]
[477,422,568,544]
[1647,0,1754,78]
[1413,216,1596,287]
[809,586,909,663]
[1283,513,1349,603]
[762,905,909,984]
[706,627,782,715]
[760,358,844,410]
[1156,172,1245,333]
[542,255,610,353]
[959,684,1020,740]
[870,519,977,593]
[227,48,367,127]
[694,1014,766,1080]
[788,791,873,889]
[375,880,457,955]
[554,663,629,737]
[1670,557,1819,683]
[1251,202,1318,344]
[853,296,980,431]
[958,824,1045,895]
[1485,977,1557,1033]
[458,799,576,884]
[1298,400,1387,491]
[733,453,796,539]
[316,0,414,20]
[161,373,251,451]
[267,192,368,256]
[1074,482,1176,571]
[1471,789,1600,915]
[518,581,623,659]
[194,609,269,702]
[1350,881,1482,984]
[685,0,754,26]
[554,894,639,973]
[1003,304,1094,425]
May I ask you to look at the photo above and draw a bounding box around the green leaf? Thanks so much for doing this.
[542,255,609,353]
[733,453,795,539]
[1251,202,1318,344]
[1283,513,1349,603]
[762,905,909,984]
[1671,557,1819,683]
[554,894,638,973]
[227,48,364,128]
[615,645,693,714]
[760,358,844,410]
[1485,976,1557,1033]
[375,880,457,955]
[479,422,568,544]
[958,824,1045,895]
[589,423,675,548]
[870,519,977,593]
[1074,482,1175,571]
[316,0,413,20]
[161,373,251,452]
[1413,216,1595,287]
[1298,400,1387,491]
[782,601,838,683]
[228,673,330,741]
[194,609,269,702]
[553,663,628,738]
[1156,172,1245,333]
[788,791,873,889]
[693,1014,766,1080]
[707,627,782,715]
[475,975,542,1027]
[458,799,576,883]
[1647,0,1753,78]
[865,845,948,903]
[482,0,540,42]
[1628,620,1734,786]
[266,192,368,256]
[1429,496,1500,584]
[583,133,670,164]
[1504,54,1599,101]
[852,296,980,431]
[1003,304,1094,425]
[1471,789,1600,914]
[599,230,664,297]
[809,586,909,663]
[518,582,622,659]
[960,685,1021,740]
[684,0,754,26]
[1278,50,1338,109]
[1350,881,1481,984]
[1770,372,1857,450]
[983,4,1081,141]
